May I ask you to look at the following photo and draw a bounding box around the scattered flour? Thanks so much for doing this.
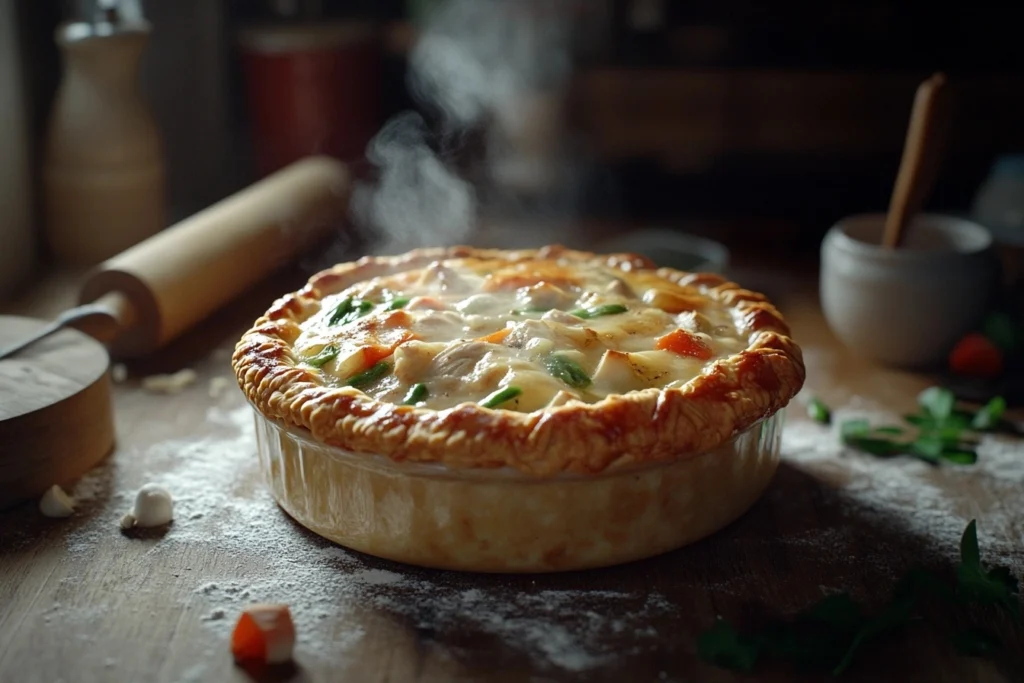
[50,382,1021,678]
[141,368,198,394]
[63,400,677,676]
[207,376,232,399]
[781,405,1024,564]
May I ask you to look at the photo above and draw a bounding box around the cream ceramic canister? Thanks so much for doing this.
[820,213,1001,368]
[43,15,166,265]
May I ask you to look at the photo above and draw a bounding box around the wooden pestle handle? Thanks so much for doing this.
[79,156,351,358]
[882,72,952,249]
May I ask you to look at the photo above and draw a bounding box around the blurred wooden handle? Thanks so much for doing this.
[79,156,351,357]
[882,73,952,249]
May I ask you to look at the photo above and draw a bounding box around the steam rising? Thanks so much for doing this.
[352,112,476,252]
[354,0,579,254]
[409,1,572,129]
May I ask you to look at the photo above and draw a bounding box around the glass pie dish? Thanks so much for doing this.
[252,405,785,573]
[234,245,805,573]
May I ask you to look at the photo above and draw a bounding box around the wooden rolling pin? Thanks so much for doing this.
[0,156,349,510]
[68,155,350,358]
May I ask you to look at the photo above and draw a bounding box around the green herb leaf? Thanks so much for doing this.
[843,435,906,457]
[808,397,831,424]
[402,383,428,405]
[327,298,354,325]
[840,419,870,438]
[696,619,759,673]
[985,566,1020,596]
[697,521,1023,677]
[801,593,864,633]
[569,304,628,319]
[982,312,1018,352]
[955,520,1021,623]
[960,520,981,569]
[939,447,978,465]
[545,355,592,389]
[480,386,522,409]
[918,387,955,422]
[872,426,906,436]
[387,297,411,311]
[911,434,945,461]
[903,413,970,432]
[329,297,374,325]
[971,396,1006,431]
[305,344,339,368]
[346,361,391,389]
[833,591,917,676]
[951,628,1002,656]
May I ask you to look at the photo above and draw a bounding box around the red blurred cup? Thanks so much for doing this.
[237,22,381,176]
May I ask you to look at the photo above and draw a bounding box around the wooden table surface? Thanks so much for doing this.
[1,261,1022,683]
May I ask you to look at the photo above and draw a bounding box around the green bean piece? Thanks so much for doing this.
[305,345,339,368]
[387,297,411,310]
[329,298,374,325]
[347,361,392,388]
[480,386,522,409]
[545,355,592,389]
[569,304,628,319]
[402,383,428,405]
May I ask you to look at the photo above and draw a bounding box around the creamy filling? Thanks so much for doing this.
[292,258,747,412]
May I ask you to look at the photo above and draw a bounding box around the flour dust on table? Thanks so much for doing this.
[28,375,1022,682]
[61,396,679,678]
[782,394,1024,568]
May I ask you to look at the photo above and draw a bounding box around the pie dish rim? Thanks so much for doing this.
[231,244,805,477]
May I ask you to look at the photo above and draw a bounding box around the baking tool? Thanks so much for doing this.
[3,155,351,361]
[43,3,166,265]
[821,213,999,368]
[881,72,952,249]
[0,317,113,510]
[0,155,351,510]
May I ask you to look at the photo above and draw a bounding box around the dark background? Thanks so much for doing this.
[12,0,1024,261]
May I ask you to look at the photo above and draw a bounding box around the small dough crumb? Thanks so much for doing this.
[39,485,75,518]
[111,364,128,383]
[123,484,174,528]
[141,369,197,394]
[208,376,232,399]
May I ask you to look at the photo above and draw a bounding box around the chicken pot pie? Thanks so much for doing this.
[233,245,805,572]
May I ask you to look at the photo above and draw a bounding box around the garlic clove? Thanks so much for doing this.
[39,485,75,518]
[129,483,174,527]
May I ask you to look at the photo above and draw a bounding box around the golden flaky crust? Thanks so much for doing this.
[232,245,805,477]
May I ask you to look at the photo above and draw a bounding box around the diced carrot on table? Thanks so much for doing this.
[231,604,296,665]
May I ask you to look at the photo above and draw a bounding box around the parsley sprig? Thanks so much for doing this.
[328,297,374,326]
[697,520,1021,676]
[827,387,1007,466]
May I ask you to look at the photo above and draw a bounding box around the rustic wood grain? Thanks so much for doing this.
[0,315,114,510]
[1,264,1021,683]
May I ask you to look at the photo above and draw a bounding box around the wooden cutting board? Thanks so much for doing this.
[0,315,114,510]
